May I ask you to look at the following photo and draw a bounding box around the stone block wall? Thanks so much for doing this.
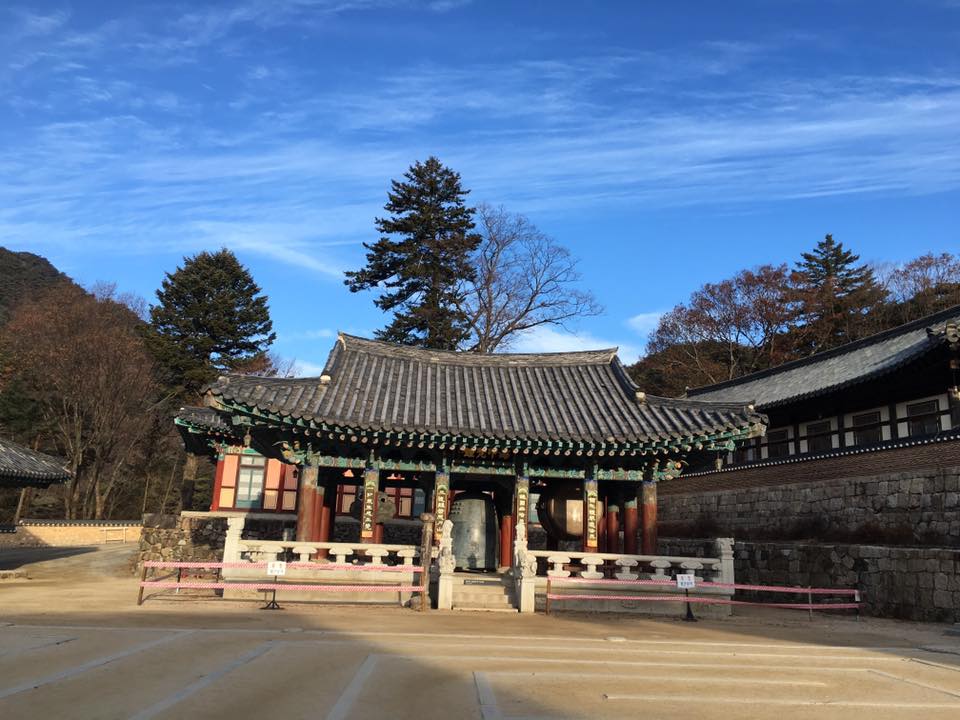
[659,464,960,547]
[137,514,293,566]
[0,520,142,547]
[138,515,228,566]
[661,537,960,623]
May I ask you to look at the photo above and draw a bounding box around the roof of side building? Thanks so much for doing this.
[686,305,960,409]
[0,436,71,487]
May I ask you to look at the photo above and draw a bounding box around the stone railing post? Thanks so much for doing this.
[222,516,245,563]
[680,560,704,581]
[292,545,314,563]
[436,519,456,610]
[615,558,639,580]
[716,537,735,585]
[513,534,536,613]
[546,555,571,578]
[649,558,671,579]
[365,547,387,566]
[329,544,353,564]
[580,554,604,580]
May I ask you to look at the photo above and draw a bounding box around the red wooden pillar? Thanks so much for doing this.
[623,495,639,555]
[312,477,331,558]
[606,498,621,554]
[499,513,513,569]
[641,481,658,554]
[598,503,608,553]
[317,480,334,542]
[296,465,319,542]
[210,455,225,511]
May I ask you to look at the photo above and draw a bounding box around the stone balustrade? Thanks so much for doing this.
[236,539,420,566]
[527,550,725,583]
[516,538,736,615]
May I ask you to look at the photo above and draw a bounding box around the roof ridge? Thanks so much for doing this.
[687,303,960,397]
[337,333,619,366]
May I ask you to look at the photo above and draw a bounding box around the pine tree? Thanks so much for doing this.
[791,234,885,354]
[148,249,276,397]
[345,157,481,349]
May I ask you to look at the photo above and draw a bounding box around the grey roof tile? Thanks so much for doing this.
[0,437,71,487]
[687,305,960,409]
[205,334,761,445]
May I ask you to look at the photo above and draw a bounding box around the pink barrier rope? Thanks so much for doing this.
[547,576,859,596]
[544,593,860,610]
[140,582,421,592]
[142,561,423,573]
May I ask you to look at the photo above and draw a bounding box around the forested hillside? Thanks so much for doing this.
[0,247,73,323]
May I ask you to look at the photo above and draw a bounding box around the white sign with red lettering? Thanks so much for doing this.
[266,561,287,577]
[676,573,696,590]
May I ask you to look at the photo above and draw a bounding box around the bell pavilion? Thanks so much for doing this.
[176,334,765,563]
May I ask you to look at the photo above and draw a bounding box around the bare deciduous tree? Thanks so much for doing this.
[878,252,960,325]
[458,204,602,353]
[637,265,795,393]
[1,283,172,518]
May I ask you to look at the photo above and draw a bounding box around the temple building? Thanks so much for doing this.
[176,334,764,563]
[0,437,71,489]
[660,305,960,545]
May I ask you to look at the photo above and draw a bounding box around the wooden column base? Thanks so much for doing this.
[641,481,658,555]
[295,466,319,542]
[606,505,621,555]
[623,498,639,555]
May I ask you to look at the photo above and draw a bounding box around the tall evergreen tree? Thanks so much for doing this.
[148,249,276,397]
[345,157,481,349]
[791,234,884,354]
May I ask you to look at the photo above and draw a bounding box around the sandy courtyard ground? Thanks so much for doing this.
[2,545,960,719]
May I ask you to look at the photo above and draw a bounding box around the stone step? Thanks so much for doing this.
[453,591,514,605]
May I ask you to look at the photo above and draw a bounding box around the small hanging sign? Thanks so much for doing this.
[676,573,696,590]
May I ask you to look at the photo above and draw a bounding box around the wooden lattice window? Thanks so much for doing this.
[851,411,882,446]
[235,455,266,508]
[806,420,833,453]
[906,400,940,437]
[766,429,790,459]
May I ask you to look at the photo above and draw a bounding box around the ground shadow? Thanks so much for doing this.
[0,546,97,570]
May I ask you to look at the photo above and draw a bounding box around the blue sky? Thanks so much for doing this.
[2,1,959,372]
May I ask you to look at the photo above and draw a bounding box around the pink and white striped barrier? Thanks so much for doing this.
[141,561,424,573]
[548,576,859,596]
[142,582,423,593]
[137,560,427,606]
[545,575,861,616]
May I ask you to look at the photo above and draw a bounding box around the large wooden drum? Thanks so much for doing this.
[536,484,585,541]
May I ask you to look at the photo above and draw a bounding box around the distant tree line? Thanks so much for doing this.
[627,237,960,397]
[0,248,279,520]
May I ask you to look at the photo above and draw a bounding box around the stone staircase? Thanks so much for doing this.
[450,572,517,611]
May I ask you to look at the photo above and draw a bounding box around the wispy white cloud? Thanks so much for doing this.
[2,4,959,284]
[625,311,665,353]
[293,359,327,376]
[508,325,642,365]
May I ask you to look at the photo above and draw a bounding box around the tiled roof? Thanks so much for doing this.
[0,437,71,487]
[175,405,230,432]
[205,334,762,446]
[686,305,960,409]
